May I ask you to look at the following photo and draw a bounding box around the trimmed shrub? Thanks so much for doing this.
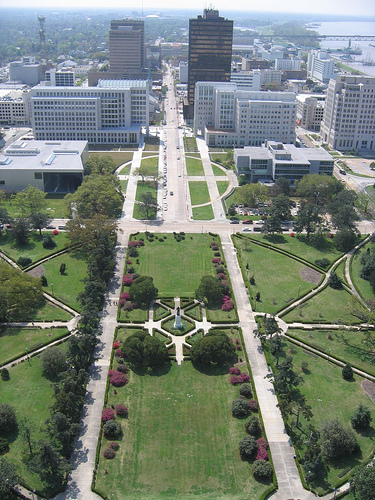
[222,300,234,311]
[41,275,48,286]
[116,364,129,373]
[0,403,17,435]
[229,367,241,375]
[109,441,120,451]
[123,274,134,286]
[350,404,372,430]
[108,370,128,387]
[103,420,121,439]
[245,415,261,436]
[253,460,273,479]
[239,435,258,459]
[232,398,250,418]
[42,234,56,249]
[256,438,269,450]
[256,447,269,461]
[101,407,115,423]
[342,363,353,380]
[1,368,10,381]
[239,383,252,399]
[248,399,258,412]
[115,404,128,417]
[17,257,32,267]
[103,448,116,459]
[113,341,120,349]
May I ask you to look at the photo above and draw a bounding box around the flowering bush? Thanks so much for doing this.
[222,300,234,311]
[113,341,120,349]
[221,295,231,304]
[230,376,241,385]
[212,258,221,264]
[120,292,130,301]
[115,404,129,417]
[109,441,120,451]
[239,373,250,383]
[256,446,269,461]
[109,370,128,387]
[127,259,132,265]
[52,229,59,236]
[229,367,241,375]
[235,339,240,345]
[101,407,115,423]
[248,399,258,412]
[116,364,129,373]
[328,233,334,238]
[128,240,144,248]
[256,438,269,449]
[210,241,219,251]
[123,274,133,286]
[217,273,227,281]
[290,232,295,238]
[103,448,115,459]
[115,349,125,358]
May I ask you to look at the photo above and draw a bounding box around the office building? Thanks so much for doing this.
[109,19,145,76]
[186,9,233,118]
[179,62,188,84]
[307,51,337,84]
[0,89,31,126]
[296,95,325,131]
[9,57,45,86]
[260,69,283,88]
[234,141,334,184]
[0,140,88,193]
[30,79,149,145]
[230,71,261,90]
[275,58,302,71]
[45,68,75,86]
[194,81,296,147]
[321,75,375,152]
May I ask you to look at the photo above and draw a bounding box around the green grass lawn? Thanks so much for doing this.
[120,179,128,193]
[0,231,70,265]
[186,157,205,176]
[1,194,70,219]
[183,136,198,152]
[0,326,69,366]
[206,306,238,323]
[89,151,134,169]
[212,165,227,176]
[217,180,229,196]
[350,244,375,302]
[0,348,62,496]
[272,339,375,494]
[119,164,131,175]
[189,181,211,205]
[287,328,375,377]
[281,287,365,325]
[119,306,148,323]
[334,258,348,286]
[235,238,322,315]
[130,234,217,296]
[133,182,158,220]
[141,156,159,177]
[144,136,160,151]
[192,205,214,220]
[30,300,73,322]
[95,359,271,500]
[244,234,342,269]
[41,250,88,311]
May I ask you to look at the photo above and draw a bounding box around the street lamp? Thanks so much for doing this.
[297,284,301,298]
[50,282,54,296]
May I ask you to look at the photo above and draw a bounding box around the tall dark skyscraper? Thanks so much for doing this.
[109,19,145,76]
[186,9,233,119]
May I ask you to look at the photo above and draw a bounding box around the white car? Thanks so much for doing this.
[242,227,251,232]
[254,220,264,225]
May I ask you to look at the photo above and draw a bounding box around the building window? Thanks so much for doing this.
[34,172,42,180]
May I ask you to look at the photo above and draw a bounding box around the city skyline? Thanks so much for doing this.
[3,0,375,17]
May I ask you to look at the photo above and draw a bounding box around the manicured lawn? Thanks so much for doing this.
[189,181,211,205]
[287,328,375,377]
[206,306,238,323]
[350,243,375,302]
[212,164,227,176]
[141,156,159,177]
[130,234,217,296]
[183,136,198,152]
[0,231,70,265]
[1,194,70,219]
[245,234,342,268]
[30,300,73,322]
[144,136,160,151]
[270,339,375,494]
[153,303,171,321]
[89,151,134,169]
[41,251,88,311]
[133,182,158,220]
[120,179,128,193]
[186,157,205,176]
[118,306,148,323]
[235,238,322,315]
[95,359,271,500]
[0,349,62,496]
[184,304,202,321]
[119,164,131,175]
[192,205,214,220]
[0,326,69,366]
[217,180,229,195]
[334,258,348,286]
[281,287,365,325]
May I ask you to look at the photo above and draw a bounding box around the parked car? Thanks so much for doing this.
[253,227,262,232]
[230,220,240,224]
[242,219,253,224]
[242,227,251,232]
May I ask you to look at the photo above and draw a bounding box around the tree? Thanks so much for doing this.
[0,458,20,500]
[59,263,66,275]
[0,207,11,225]
[342,363,354,380]
[129,276,158,305]
[296,174,342,205]
[0,404,17,435]
[253,460,273,479]
[239,435,257,459]
[329,190,359,230]
[40,347,67,378]
[64,174,123,218]
[133,164,155,183]
[239,383,253,398]
[195,275,223,306]
[232,398,250,418]
[190,330,235,368]
[320,418,357,459]
[12,186,47,217]
[103,420,122,439]
[42,234,56,249]
[85,155,116,176]
[269,335,283,366]
[121,330,169,369]
[293,202,322,240]
[46,412,80,458]
[28,439,72,487]
[334,228,357,252]
[65,214,117,252]
[274,177,291,197]
[303,430,323,483]
[234,183,269,207]
[138,191,158,220]
[269,194,291,221]
[351,404,372,430]
[19,418,35,457]
[67,334,97,371]
[245,415,261,436]
[328,271,342,289]
[228,204,236,217]
[12,216,30,245]
[261,213,283,235]
[351,463,375,500]
[30,212,51,236]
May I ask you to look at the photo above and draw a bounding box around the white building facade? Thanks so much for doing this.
[296,94,325,131]
[30,79,149,144]
[0,90,31,126]
[194,81,296,147]
[230,70,261,90]
[321,75,375,152]
[275,58,302,71]
[307,51,337,84]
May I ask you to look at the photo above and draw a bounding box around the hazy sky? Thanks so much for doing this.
[4,0,375,17]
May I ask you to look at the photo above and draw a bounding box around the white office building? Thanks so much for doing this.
[275,58,302,71]
[45,69,75,86]
[307,51,337,84]
[179,62,188,84]
[30,79,150,144]
[296,94,325,131]
[230,70,261,90]
[194,81,296,147]
[0,89,31,126]
[260,69,282,87]
[321,75,375,152]
[234,141,334,183]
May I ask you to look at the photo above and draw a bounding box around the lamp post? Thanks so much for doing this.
[333,487,337,499]
[50,282,54,296]
[297,284,301,298]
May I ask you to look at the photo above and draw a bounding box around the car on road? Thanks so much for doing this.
[253,227,262,232]
[230,220,240,224]
[170,191,174,195]
[242,219,253,224]
[254,220,264,225]
[242,227,251,232]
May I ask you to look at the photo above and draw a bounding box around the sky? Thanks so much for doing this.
[4,0,375,17]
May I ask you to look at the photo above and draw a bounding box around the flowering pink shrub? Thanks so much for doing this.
[120,292,130,301]
[123,274,133,286]
[52,229,59,236]
[239,373,250,383]
[256,446,269,461]
[236,345,241,351]
[127,259,132,265]
[257,438,269,449]
[229,367,241,375]
[109,441,120,451]
[222,300,234,311]
[217,273,227,281]
[212,258,221,264]
[210,241,219,251]
[109,370,128,387]
[290,232,295,238]
[104,448,115,459]
[115,349,125,358]
[113,341,120,349]
[128,240,144,248]
[248,399,258,412]
[235,339,240,345]
[115,404,129,417]
[221,295,231,303]
[101,407,115,423]
[230,375,241,385]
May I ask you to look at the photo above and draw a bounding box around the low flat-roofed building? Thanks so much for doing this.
[234,141,334,183]
[0,139,88,193]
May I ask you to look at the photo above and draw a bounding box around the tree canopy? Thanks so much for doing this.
[195,275,223,306]
[351,463,375,500]
[129,276,158,305]
[85,155,116,176]
[234,183,269,207]
[121,330,168,368]
[190,330,235,367]
[296,174,343,206]
[11,186,48,217]
[138,191,158,220]
[320,418,357,459]
[65,214,117,252]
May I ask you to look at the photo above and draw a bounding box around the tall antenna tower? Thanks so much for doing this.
[38,15,46,54]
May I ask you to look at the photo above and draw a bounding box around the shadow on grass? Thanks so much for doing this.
[263,234,287,245]
[131,359,172,377]
[191,360,235,376]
